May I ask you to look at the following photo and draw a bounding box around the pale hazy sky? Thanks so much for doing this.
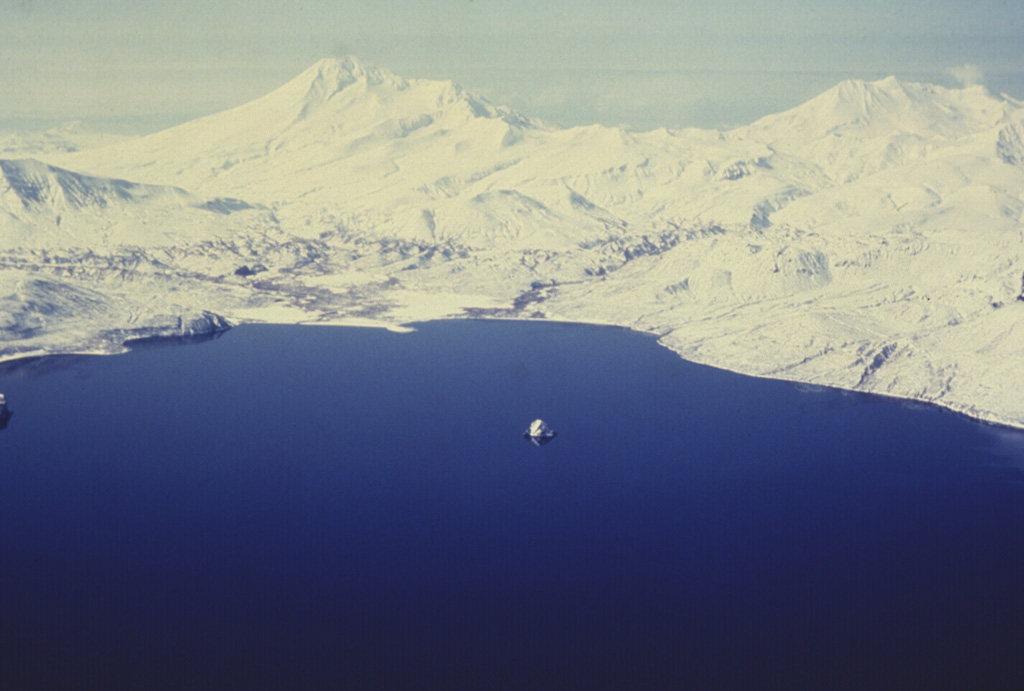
[2,0,1022,133]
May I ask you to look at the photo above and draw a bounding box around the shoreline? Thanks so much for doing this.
[2,315,1022,434]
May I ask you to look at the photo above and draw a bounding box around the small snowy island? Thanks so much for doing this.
[524,419,557,447]
[1,57,1022,429]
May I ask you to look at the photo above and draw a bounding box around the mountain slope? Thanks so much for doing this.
[1,158,263,247]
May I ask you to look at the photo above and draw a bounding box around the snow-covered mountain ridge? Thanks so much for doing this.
[3,57,1023,428]
[0,157,266,248]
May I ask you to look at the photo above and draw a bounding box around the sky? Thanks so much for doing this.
[2,0,1023,134]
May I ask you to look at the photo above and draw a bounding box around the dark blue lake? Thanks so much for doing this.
[2,321,1024,690]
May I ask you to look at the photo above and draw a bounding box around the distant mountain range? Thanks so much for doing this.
[2,56,1022,428]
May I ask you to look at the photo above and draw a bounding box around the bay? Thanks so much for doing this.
[1,321,1023,690]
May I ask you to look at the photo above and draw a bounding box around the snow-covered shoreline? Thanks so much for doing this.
[3,313,1021,433]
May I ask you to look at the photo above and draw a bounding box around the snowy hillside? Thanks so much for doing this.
[0,158,268,247]
[3,56,1023,428]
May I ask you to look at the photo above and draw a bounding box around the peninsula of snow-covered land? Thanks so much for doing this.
[1,57,1022,427]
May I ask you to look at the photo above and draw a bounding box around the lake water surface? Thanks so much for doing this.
[2,321,1024,690]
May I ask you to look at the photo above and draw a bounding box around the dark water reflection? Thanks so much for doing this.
[1,321,1023,690]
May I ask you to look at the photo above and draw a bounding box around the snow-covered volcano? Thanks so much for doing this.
[56,57,554,243]
[4,57,1024,428]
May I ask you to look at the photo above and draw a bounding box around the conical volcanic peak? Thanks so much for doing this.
[54,56,546,197]
[297,56,410,102]
[237,55,412,128]
[743,76,1012,145]
[288,56,537,128]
